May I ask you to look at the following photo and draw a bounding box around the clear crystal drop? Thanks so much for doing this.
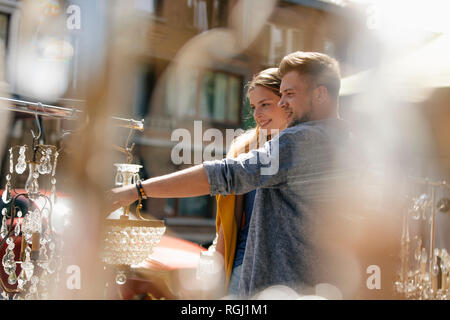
[9,150,13,174]
[14,222,20,236]
[17,269,27,289]
[115,271,127,285]
[5,174,10,182]
[1,183,11,204]
[2,252,10,269]
[51,152,59,176]
[1,208,6,216]
[1,217,8,238]
[7,271,17,285]
[22,260,34,280]
[46,161,52,175]
[15,157,26,175]
[115,172,124,186]
[26,178,40,200]
[17,211,22,218]
[3,256,16,275]
[37,160,48,175]
[51,177,56,185]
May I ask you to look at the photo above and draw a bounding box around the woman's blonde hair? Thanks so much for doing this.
[228,68,281,157]
[246,67,282,98]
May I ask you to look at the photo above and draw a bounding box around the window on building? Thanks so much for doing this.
[187,0,209,31]
[211,0,228,28]
[164,66,199,118]
[199,70,242,123]
[0,12,9,48]
[263,23,305,66]
[134,0,164,17]
[186,0,229,31]
[164,68,242,124]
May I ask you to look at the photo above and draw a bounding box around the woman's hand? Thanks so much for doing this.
[104,185,138,215]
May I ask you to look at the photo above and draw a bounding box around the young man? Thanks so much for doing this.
[108,51,357,298]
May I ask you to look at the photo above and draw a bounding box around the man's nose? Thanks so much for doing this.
[278,97,287,109]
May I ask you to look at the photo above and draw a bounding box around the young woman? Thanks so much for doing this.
[214,68,289,295]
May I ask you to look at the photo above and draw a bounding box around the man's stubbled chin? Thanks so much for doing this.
[282,106,294,123]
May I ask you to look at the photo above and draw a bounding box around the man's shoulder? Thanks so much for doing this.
[279,119,348,142]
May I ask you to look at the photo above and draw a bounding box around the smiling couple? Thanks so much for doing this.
[109,51,355,299]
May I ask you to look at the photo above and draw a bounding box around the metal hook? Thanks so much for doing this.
[124,126,135,164]
[30,102,43,141]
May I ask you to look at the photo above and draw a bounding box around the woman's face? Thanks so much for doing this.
[249,85,288,133]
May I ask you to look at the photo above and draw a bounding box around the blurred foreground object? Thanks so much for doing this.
[395,178,450,300]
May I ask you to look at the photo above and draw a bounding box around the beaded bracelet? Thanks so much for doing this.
[135,180,148,200]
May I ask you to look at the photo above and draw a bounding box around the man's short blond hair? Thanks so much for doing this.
[279,51,341,100]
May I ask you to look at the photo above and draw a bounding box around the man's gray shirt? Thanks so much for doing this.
[203,118,357,298]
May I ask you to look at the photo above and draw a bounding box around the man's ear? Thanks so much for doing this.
[313,85,328,104]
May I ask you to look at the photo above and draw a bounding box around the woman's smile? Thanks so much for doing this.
[258,119,272,128]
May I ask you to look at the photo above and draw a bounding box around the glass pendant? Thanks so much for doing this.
[15,146,27,174]
[25,163,40,200]
[1,181,11,204]
[7,270,17,285]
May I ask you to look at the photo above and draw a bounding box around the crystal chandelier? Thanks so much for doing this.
[0,137,63,300]
[102,139,165,285]
[395,180,450,300]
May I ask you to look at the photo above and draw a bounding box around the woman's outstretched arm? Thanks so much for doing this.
[106,164,210,213]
